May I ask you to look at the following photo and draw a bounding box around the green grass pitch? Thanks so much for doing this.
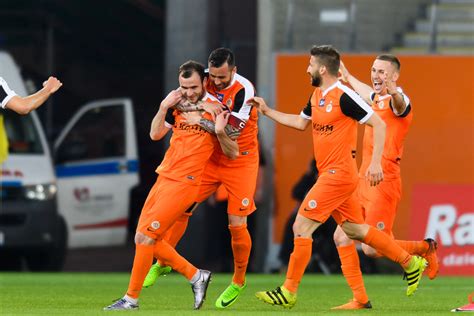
[0,273,471,315]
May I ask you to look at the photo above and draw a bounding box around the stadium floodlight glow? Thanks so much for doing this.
[24,183,57,201]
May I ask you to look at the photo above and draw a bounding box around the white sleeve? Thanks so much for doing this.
[0,77,18,109]
[230,74,255,121]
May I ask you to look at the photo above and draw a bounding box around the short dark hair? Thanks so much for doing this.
[178,60,205,81]
[376,54,401,71]
[208,47,235,68]
[310,45,340,76]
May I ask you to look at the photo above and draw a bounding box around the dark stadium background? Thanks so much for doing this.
[0,0,259,271]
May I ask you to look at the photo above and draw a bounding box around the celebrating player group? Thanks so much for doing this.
[103,45,438,311]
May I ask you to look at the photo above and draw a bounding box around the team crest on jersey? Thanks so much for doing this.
[151,221,160,230]
[319,98,325,107]
[326,102,333,113]
[376,221,385,230]
[216,93,224,102]
[308,200,317,209]
[242,198,250,207]
[378,101,385,109]
[226,99,232,107]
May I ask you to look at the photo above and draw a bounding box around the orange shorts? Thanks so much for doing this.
[137,176,199,239]
[358,177,401,236]
[196,152,259,216]
[297,173,364,225]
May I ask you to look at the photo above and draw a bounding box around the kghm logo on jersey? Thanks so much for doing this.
[312,122,334,135]
[177,122,206,135]
[319,98,325,107]
[216,93,224,102]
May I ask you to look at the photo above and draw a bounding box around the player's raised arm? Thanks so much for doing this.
[150,89,182,141]
[2,76,62,115]
[248,96,310,131]
[383,72,409,116]
[339,61,373,104]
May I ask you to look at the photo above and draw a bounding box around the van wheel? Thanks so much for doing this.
[26,216,68,271]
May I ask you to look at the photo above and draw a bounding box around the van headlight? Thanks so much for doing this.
[24,183,57,201]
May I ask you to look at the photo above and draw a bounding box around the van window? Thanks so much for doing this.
[1,110,43,154]
[56,105,125,164]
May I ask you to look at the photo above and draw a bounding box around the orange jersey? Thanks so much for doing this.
[301,81,374,180]
[359,88,413,180]
[206,73,258,159]
[155,92,219,185]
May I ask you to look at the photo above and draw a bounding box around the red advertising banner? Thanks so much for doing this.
[409,185,474,276]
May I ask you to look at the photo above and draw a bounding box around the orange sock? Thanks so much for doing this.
[395,240,429,256]
[153,239,197,280]
[337,243,369,304]
[283,237,312,293]
[229,224,252,286]
[126,244,154,299]
[363,226,412,268]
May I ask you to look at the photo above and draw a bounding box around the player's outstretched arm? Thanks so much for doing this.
[6,76,62,115]
[248,97,310,131]
[215,112,239,159]
[339,61,373,104]
[364,113,386,186]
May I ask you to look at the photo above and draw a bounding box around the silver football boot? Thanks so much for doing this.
[103,298,139,311]
[191,270,212,309]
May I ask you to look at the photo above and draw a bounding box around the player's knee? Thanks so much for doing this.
[341,222,366,241]
[228,214,247,227]
[135,232,156,245]
[333,228,352,246]
[292,222,309,238]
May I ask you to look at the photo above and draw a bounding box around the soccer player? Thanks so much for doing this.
[143,48,258,309]
[103,60,237,311]
[249,45,427,309]
[0,76,62,163]
[330,55,439,310]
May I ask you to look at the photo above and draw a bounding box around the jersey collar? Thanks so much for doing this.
[321,81,340,97]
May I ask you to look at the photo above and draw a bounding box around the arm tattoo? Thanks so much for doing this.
[199,118,217,134]
[199,118,241,139]
[174,100,202,112]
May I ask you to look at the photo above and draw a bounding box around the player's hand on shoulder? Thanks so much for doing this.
[43,76,63,94]
[182,111,202,126]
[248,97,269,114]
[215,111,230,134]
[365,162,384,187]
[202,101,225,120]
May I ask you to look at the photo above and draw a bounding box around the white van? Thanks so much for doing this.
[0,52,139,270]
